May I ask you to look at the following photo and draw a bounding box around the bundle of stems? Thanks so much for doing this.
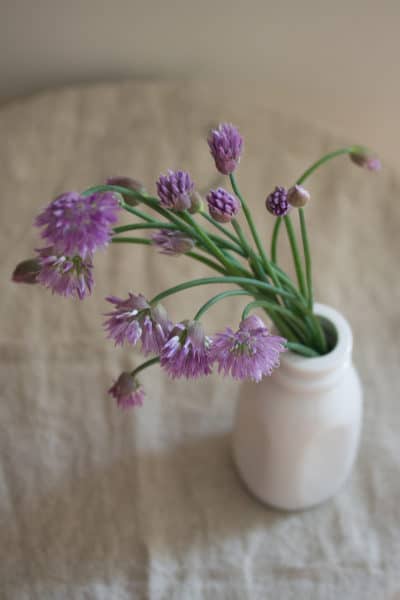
[82,145,370,357]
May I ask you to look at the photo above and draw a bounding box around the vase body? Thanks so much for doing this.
[232,304,362,511]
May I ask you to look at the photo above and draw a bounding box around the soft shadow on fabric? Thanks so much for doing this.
[0,432,288,587]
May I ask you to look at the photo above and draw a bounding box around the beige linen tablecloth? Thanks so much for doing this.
[1,81,399,599]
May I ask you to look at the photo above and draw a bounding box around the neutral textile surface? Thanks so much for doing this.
[1,81,399,599]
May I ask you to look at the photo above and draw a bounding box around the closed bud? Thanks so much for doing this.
[349,152,381,172]
[287,185,310,208]
[12,258,41,284]
[106,176,145,206]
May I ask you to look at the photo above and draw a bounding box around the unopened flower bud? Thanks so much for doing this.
[188,190,204,214]
[208,123,243,175]
[12,258,41,284]
[265,186,290,217]
[287,185,310,208]
[106,176,145,206]
[349,152,381,172]
[206,188,240,223]
[156,170,194,212]
[151,229,195,256]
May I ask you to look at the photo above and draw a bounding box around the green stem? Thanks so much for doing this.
[200,211,244,248]
[113,221,244,256]
[150,276,299,307]
[286,342,320,358]
[271,217,282,263]
[230,174,285,298]
[231,218,253,255]
[229,174,273,270]
[182,212,240,274]
[186,252,227,274]
[83,183,249,269]
[194,290,253,320]
[113,222,176,234]
[241,300,310,339]
[111,237,151,245]
[131,356,160,378]
[299,208,313,309]
[296,146,366,186]
[120,202,156,223]
[111,237,227,274]
[283,215,307,298]
[271,146,366,267]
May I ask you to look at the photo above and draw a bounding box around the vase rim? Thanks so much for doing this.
[280,303,353,376]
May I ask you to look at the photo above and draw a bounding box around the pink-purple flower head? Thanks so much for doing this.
[104,294,172,354]
[206,188,240,223]
[35,246,94,300]
[208,123,243,175]
[108,372,145,409]
[156,170,194,212]
[210,315,286,382]
[266,186,290,217]
[35,191,120,257]
[151,229,195,256]
[160,320,212,379]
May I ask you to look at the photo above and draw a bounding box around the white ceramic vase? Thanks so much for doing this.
[232,304,362,511]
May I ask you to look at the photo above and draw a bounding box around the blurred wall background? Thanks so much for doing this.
[0,0,398,162]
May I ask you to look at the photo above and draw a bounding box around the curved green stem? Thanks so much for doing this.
[150,276,300,307]
[131,356,160,378]
[241,300,310,339]
[296,146,366,186]
[186,252,227,274]
[270,146,366,267]
[194,290,253,321]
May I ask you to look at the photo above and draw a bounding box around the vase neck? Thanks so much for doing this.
[274,304,353,391]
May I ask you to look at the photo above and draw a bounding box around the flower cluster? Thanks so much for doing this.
[104,293,286,404]
[12,120,380,410]
[17,190,121,299]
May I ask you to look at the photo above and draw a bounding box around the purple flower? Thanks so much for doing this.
[160,320,212,379]
[140,304,172,355]
[151,229,195,255]
[106,176,145,206]
[266,186,290,217]
[350,152,381,172]
[35,246,94,300]
[108,372,145,409]
[208,123,243,175]
[104,294,172,354]
[206,188,240,223]
[35,191,120,257]
[210,315,286,382]
[12,258,41,284]
[156,170,194,212]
